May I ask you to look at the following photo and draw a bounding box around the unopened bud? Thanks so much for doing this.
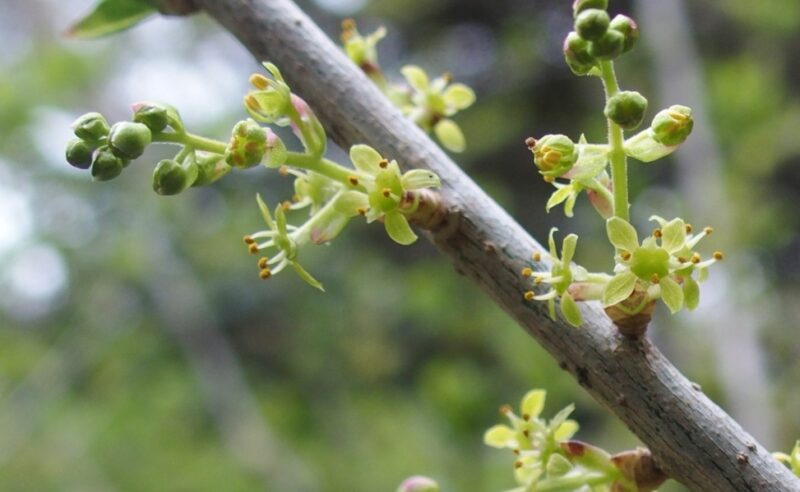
[193,152,231,187]
[396,476,439,492]
[66,138,94,169]
[604,91,648,130]
[610,14,639,53]
[132,102,169,133]
[532,134,577,178]
[153,158,197,195]
[575,9,609,42]
[108,121,152,159]
[588,29,625,60]
[651,105,693,146]
[72,112,109,141]
[563,31,597,76]
[573,0,607,17]
[91,147,125,181]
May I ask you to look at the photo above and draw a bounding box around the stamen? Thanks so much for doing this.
[691,253,701,264]
[678,256,687,263]
[685,223,693,233]
[653,228,662,238]
[650,274,660,284]
[243,235,255,245]
[382,188,391,198]
[621,251,631,261]
[499,404,512,415]
[704,226,714,235]
[543,175,555,183]
[259,268,272,279]
[244,94,261,112]
[357,207,368,216]
[524,291,535,301]
[278,165,290,176]
[525,137,537,149]
[522,413,530,421]
[713,251,724,260]
[258,257,269,269]
[512,449,520,456]
[534,277,543,285]
[281,201,291,211]
[532,252,542,262]
[514,460,523,469]
[248,243,260,254]
[379,159,389,169]
[348,175,359,186]
[521,267,533,277]
[249,73,270,90]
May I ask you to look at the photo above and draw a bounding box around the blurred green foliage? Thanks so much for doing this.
[1,1,799,491]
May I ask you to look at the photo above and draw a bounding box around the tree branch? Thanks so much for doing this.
[188,0,799,489]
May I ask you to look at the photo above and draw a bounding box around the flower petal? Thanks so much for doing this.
[349,144,383,174]
[606,217,639,252]
[401,169,441,190]
[384,211,417,245]
[520,389,546,420]
[401,65,429,92]
[546,185,572,213]
[683,275,700,310]
[483,424,517,449]
[660,218,686,253]
[554,419,579,441]
[560,291,583,328]
[561,234,578,266]
[256,193,275,229]
[442,83,476,110]
[602,271,637,307]
[290,261,325,291]
[659,276,684,313]
[434,119,466,153]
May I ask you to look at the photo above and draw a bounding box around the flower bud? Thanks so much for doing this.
[91,147,125,181]
[575,9,609,42]
[193,152,231,187]
[153,158,196,195]
[396,476,439,492]
[132,102,169,133]
[65,138,94,169]
[573,0,607,17]
[225,119,269,169]
[563,31,597,76]
[108,121,152,159]
[610,14,639,53]
[651,105,693,146]
[588,29,625,60]
[604,91,648,130]
[72,112,109,141]
[531,134,577,178]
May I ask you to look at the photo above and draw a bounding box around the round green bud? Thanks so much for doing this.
[72,112,109,141]
[575,9,610,42]
[108,121,152,159]
[225,119,268,169]
[531,134,578,177]
[573,0,608,17]
[132,102,169,133]
[91,147,125,181]
[651,105,693,146]
[153,159,191,195]
[588,29,625,60]
[604,91,648,130]
[65,138,94,169]
[563,31,597,75]
[610,14,639,53]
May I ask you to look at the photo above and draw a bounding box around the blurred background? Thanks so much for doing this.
[1,0,799,490]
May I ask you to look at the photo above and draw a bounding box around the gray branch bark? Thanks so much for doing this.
[187,0,799,489]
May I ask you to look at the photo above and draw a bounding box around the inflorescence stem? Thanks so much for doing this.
[599,61,629,222]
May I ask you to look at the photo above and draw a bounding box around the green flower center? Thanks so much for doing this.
[629,245,669,280]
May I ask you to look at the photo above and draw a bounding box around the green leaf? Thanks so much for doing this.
[520,389,546,420]
[660,218,686,253]
[384,211,417,245]
[683,275,700,310]
[67,0,155,38]
[603,271,637,307]
[349,144,382,174]
[560,292,583,327]
[659,276,684,313]
[546,186,572,212]
[433,119,466,153]
[442,83,476,110]
[290,261,325,291]
[606,217,639,252]
[401,65,429,92]
[256,193,274,229]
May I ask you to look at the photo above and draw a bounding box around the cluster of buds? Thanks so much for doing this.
[564,0,639,76]
[774,441,800,477]
[340,20,476,153]
[66,113,151,181]
[484,389,666,491]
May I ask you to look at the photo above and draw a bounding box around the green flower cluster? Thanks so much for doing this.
[67,63,441,290]
[484,389,666,492]
[341,20,476,153]
[775,441,800,478]
[523,0,718,335]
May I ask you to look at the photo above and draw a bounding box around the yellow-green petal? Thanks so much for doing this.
[384,211,417,245]
[606,217,639,252]
[434,119,466,153]
[659,276,684,313]
[603,271,637,307]
[520,389,546,420]
[442,83,476,110]
[483,424,517,449]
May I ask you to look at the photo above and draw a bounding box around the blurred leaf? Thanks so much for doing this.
[67,0,155,39]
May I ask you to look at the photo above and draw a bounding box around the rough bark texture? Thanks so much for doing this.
[189,0,800,490]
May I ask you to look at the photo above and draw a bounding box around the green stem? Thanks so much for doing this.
[533,471,616,492]
[154,132,227,154]
[284,153,366,191]
[599,61,629,222]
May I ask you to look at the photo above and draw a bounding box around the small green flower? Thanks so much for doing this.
[774,441,800,477]
[523,228,588,327]
[604,216,721,313]
[651,105,694,146]
[398,65,475,152]
[224,119,286,169]
[341,19,387,83]
[348,144,441,245]
[529,134,578,179]
[244,63,292,125]
[243,194,326,291]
